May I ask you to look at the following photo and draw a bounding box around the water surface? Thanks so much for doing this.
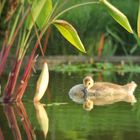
[0,72,140,140]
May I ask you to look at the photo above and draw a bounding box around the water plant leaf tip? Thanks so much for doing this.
[100,0,133,34]
[53,20,86,53]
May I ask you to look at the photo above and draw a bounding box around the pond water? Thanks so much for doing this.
[0,72,140,140]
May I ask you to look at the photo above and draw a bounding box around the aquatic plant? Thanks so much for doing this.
[0,0,134,102]
[53,62,140,74]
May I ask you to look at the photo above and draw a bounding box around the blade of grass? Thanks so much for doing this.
[7,6,22,45]
[0,7,30,76]
[0,0,6,17]
[31,13,45,57]
[137,0,140,38]
[43,27,51,52]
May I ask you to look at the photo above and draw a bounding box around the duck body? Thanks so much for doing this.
[86,81,137,105]
[69,84,85,104]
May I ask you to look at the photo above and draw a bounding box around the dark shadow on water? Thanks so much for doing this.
[0,72,140,140]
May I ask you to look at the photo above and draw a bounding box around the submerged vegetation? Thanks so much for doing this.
[0,0,140,102]
[53,62,140,74]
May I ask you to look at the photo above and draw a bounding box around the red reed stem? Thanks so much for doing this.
[0,7,30,76]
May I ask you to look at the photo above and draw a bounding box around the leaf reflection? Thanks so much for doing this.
[34,102,49,138]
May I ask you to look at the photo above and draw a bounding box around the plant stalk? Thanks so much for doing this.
[3,60,23,102]
[53,1,99,20]
[0,7,30,76]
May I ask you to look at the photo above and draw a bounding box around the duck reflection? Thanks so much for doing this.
[69,76,137,111]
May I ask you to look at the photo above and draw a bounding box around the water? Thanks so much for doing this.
[0,72,140,140]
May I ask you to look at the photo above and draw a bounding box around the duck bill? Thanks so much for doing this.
[82,87,88,100]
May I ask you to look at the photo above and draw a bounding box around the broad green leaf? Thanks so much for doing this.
[53,20,86,53]
[100,0,133,33]
[36,0,52,30]
[26,0,47,30]
[137,0,140,38]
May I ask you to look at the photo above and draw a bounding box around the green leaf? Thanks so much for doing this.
[36,0,52,30]
[26,0,52,30]
[100,0,133,33]
[53,20,86,53]
[137,0,140,38]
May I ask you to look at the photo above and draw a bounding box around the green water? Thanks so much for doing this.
[0,72,140,140]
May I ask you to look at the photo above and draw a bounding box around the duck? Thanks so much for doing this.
[69,76,137,111]
[83,76,137,109]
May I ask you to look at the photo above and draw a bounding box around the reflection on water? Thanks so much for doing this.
[34,102,49,138]
[0,72,140,140]
[0,102,33,140]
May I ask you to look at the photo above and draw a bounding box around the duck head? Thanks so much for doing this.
[83,76,94,90]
